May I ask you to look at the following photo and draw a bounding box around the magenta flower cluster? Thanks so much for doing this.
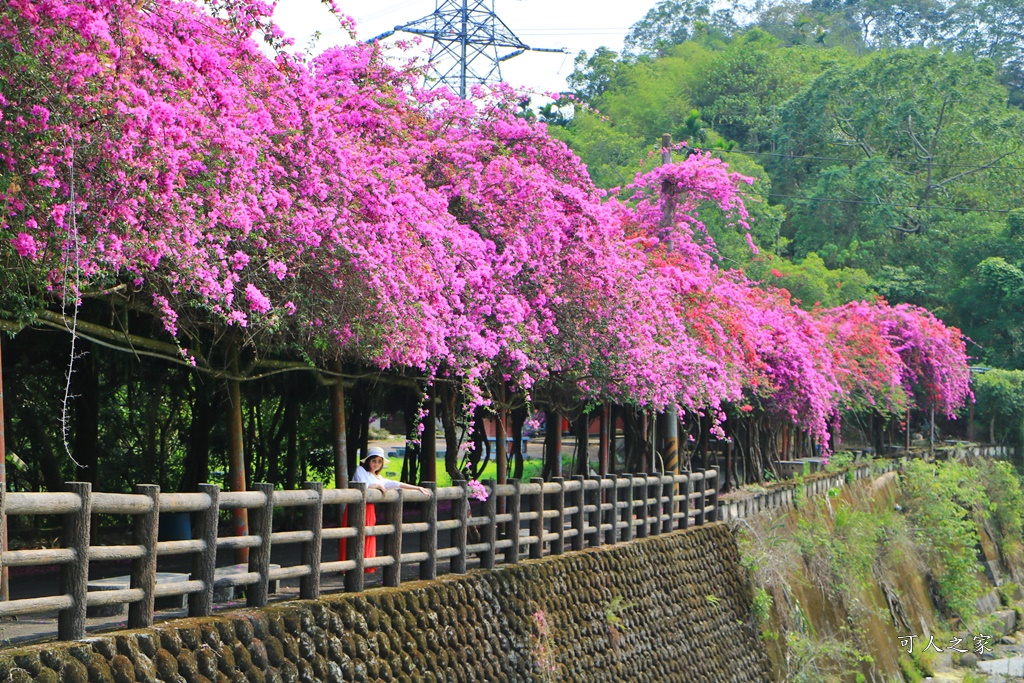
[466,480,489,502]
[0,0,972,451]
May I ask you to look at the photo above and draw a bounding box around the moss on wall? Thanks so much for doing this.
[0,524,770,682]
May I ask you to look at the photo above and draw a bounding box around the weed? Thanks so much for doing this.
[751,588,773,626]
[604,595,631,657]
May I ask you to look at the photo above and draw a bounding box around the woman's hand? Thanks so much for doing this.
[375,484,387,494]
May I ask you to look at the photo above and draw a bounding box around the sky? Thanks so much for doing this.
[272,0,651,95]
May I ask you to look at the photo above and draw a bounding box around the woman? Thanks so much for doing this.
[344,447,430,570]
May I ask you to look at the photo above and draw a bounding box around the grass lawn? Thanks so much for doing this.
[378,456,551,487]
[318,453,580,488]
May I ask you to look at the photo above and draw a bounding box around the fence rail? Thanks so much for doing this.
[0,469,719,641]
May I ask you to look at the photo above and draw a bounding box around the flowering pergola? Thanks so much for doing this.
[0,0,971,504]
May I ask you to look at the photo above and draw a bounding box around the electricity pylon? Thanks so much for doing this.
[372,0,565,98]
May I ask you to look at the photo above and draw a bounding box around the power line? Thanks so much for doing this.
[765,192,1016,214]
[694,146,1024,172]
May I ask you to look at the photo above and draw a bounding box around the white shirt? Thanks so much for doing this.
[352,465,401,490]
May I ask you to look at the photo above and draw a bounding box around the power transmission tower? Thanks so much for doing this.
[372,0,565,98]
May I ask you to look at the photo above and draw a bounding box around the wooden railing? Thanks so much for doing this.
[0,469,719,641]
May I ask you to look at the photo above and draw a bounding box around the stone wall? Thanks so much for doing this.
[0,524,770,683]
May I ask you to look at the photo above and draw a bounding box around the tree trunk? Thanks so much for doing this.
[468,406,489,480]
[346,381,370,473]
[510,402,527,480]
[331,367,348,489]
[226,370,249,564]
[402,388,421,485]
[494,384,507,486]
[543,408,562,480]
[436,382,461,482]
[180,377,215,492]
[420,383,436,483]
[574,412,589,476]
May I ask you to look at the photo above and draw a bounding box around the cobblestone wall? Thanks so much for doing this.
[0,524,770,683]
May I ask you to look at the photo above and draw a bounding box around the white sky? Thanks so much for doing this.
[272,0,651,95]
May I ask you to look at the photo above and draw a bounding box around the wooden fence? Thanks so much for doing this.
[0,469,719,641]
[716,460,898,522]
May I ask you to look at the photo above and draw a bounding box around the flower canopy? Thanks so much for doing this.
[0,0,971,451]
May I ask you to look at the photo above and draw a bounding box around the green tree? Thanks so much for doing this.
[953,257,1024,367]
[971,369,1024,453]
[624,0,738,56]
[567,47,626,101]
[747,252,875,309]
[773,50,1024,277]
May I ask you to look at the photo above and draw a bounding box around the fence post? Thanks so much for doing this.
[581,479,598,548]
[128,484,160,629]
[696,471,707,526]
[419,482,437,580]
[452,480,469,574]
[622,474,635,542]
[300,482,323,600]
[648,472,662,536]
[661,473,673,533]
[635,475,649,539]
[506,479,521,564]
[247,483,274,608]
[383,489,403,588]
[190,483,219,617]
[552,477,565,555]
[604,474,617,545]
[346,482,368,591]
[59,481,91,641]
[481,480,497,570]
[570,475,585,552]
[529,477,545,559]
[680,471,691,530]
[710,466,720,523]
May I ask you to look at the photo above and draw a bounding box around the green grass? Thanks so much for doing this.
[379,456,551,486]
[317,455,572,488]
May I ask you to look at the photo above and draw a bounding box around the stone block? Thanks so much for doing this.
[992,609,1017,636]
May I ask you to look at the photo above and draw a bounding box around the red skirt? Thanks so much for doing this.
[339,503,377,573]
